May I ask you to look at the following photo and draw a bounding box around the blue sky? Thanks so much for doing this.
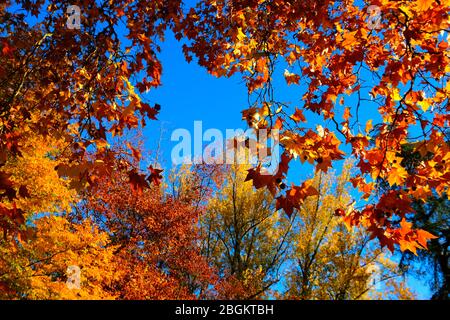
[142,31,249,169]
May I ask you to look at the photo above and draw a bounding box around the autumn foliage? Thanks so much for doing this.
[1,0,449,300]
[78,164,216,299]
[181,0,449,253]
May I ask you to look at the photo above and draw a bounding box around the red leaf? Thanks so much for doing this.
[128,169,149,194]
[147,165,163,186]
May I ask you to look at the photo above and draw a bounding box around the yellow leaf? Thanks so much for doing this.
[418,100,430,112]
[236,27,246,41]
[387,167,407,186]
[365,119,373,133]
[392,89,402,101]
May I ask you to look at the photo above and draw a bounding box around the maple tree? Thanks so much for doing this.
[0,0,174,235]
[180,0,449,253]
[75,158,216,300]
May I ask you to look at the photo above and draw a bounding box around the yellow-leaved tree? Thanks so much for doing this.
[1,134,76,217]
[198,164,294,299]
[0,134,119,299]
[283,160,416,300]
[0,216,120,299]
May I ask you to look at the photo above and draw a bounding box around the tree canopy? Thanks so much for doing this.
[0,0,449,300]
